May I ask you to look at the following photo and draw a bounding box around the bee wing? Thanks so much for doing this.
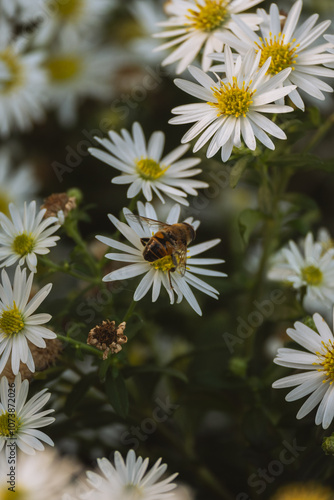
[174,245,188,277]
[125,214,172,231]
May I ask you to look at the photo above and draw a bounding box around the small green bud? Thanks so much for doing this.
[301,315,317,332]
[229,356,247,378]
[67,188,83,206]
[322,434,334,455]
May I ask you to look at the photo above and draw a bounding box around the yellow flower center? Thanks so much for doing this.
[255,33,299,74]
[187,0,229,32]
[0,303,24,337]
[123,484,143,500]
[51,0,83,20]
[0,191,11,216]
[301,265,323,286]
[209,77,256,117]
[270,482,333,500]
[0,48,23,94]
[0,411,20,438]
[317,339,334,383]
[12,233,35,256]
[0,489,26,500]
[46,56,82,82]
[151,255,175,272]
[135,158,169,180]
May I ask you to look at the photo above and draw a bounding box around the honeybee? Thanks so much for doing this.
[127,215,196,289]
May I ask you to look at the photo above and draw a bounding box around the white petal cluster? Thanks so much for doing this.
[153,0,264,73]
[0,200,60,273]
[97,202,226,315]
[0,373,54,454]
[212,0,334,109]
[273,313,334,429]
[89,122,208,205]
[170,46,295,162]
[0,266,56,375]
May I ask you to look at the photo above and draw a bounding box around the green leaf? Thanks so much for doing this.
[64,374,96,416]
[229,157,249,188]
[268,153,334,172]
[238,209,265,246]
[105,371,129,418]
[99,359,111,381]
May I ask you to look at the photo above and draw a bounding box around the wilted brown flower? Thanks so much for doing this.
[87,320,127,360]
[41,192,76,223]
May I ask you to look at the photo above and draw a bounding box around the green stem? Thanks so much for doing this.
[304,112,334,154]
[39,256,99,285]
[123,300,137,322]
[57,333,103,358]
[64,219,98,275]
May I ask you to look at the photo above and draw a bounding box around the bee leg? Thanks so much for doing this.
[140,238,150,247]
[167,270,174,292]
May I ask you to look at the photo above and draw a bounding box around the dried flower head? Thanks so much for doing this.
[2,338,63,382]
[87,320,127,360]
[41,193,77,224]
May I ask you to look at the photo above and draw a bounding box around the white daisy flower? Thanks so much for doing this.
[153,0,264,74]
[36,0,116,45]
[0,35,47,137]
[88,122,208,206]
[0,200,60,273]
[0,0,48,22]
[273,312,334,429]
[0,372,55,454]
[43,35,120,126]
[97,202,226,316]
[0,266,56,375]
[268,232,334,310]
[0,149,39,216]
[213,0,334,110]
[170,46,295,162]
[82,449,177,500]
[0,447,80,499]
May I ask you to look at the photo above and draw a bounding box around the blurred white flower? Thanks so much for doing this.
[43,35,119,126]
[97,202,225,315]
[82,449,177,500]
[0,372,54,454]
[0,35,47,137]
[89,122,208,205]
[268,232,334,311]
[0,200,60,273]
[0,0,48,22]
[213,0,334,110]
[273,312,334,429]
[170,47,295,162]
[0,447,80,499]
[0,265,56,375]
[0,149,39,216]
[153,0,263,74]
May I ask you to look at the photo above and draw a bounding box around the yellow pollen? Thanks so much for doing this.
[46,56,82,82]
[0,48,23,94]
[301,265,323,286]
[135,158,169,180]
[12,233,35,256]
[0,411,20,438]
[255,33,299,74]
[51,0,83,20]
[151,255,175,272]
[0,302,25,337]
[186,0,229,32]
[316,339,334,384]
[209,77,255,117]
[270,482,334,500]
[1,489,26,500]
